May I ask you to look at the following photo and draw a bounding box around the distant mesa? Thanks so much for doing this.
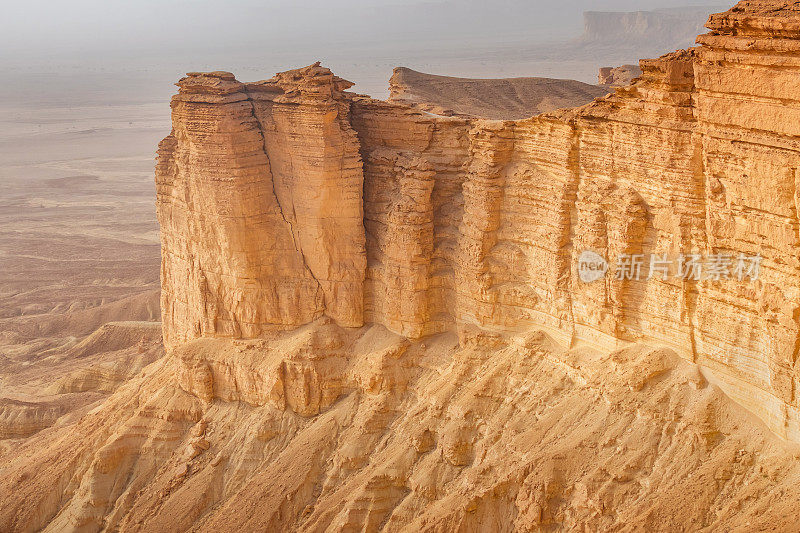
[581,6,729,51]
[598,64,642,87]
[388,67,611,120]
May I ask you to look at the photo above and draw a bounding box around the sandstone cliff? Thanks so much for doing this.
[156,1,800,443]
[157,64,366,348]
[5,3,800,531]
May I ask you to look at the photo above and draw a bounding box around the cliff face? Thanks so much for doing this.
[693,0,800,439]
[7,2,800,531]
[157,65,365,348]
[157,2,800,441]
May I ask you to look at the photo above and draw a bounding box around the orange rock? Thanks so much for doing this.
[157,4,800,442]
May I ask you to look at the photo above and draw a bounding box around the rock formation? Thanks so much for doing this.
[157,64,366,348]
[6,323,800,532]
[6,2,800,531]
[156,1,800,442]
[387,67,610,119]
[597,64,641,86]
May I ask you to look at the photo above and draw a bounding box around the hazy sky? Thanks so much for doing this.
[1,0,728,66]
[0,0,729,101]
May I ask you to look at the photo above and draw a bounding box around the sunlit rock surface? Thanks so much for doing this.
[157,1,800,441]
[5,2,800,532]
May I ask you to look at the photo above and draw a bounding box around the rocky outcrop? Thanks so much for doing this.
[157,64,365,348]
[3,322,800,532]
[156,2,800,442]
[597,64,641,86]
[0,398,72,440]
[387,67,610,120]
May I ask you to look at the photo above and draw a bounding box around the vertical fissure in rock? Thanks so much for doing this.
[244,90,321,292]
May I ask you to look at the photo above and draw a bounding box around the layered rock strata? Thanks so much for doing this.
[156,2,800,440]
[157,64,365,348]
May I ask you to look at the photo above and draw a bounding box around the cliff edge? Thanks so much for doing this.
[3,2,800,531]
[157,1,800,442]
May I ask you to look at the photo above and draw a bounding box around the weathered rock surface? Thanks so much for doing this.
[2,323,800,532]
[157,64,365,348]
[6,1,800,531]
[155,1,800,442]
